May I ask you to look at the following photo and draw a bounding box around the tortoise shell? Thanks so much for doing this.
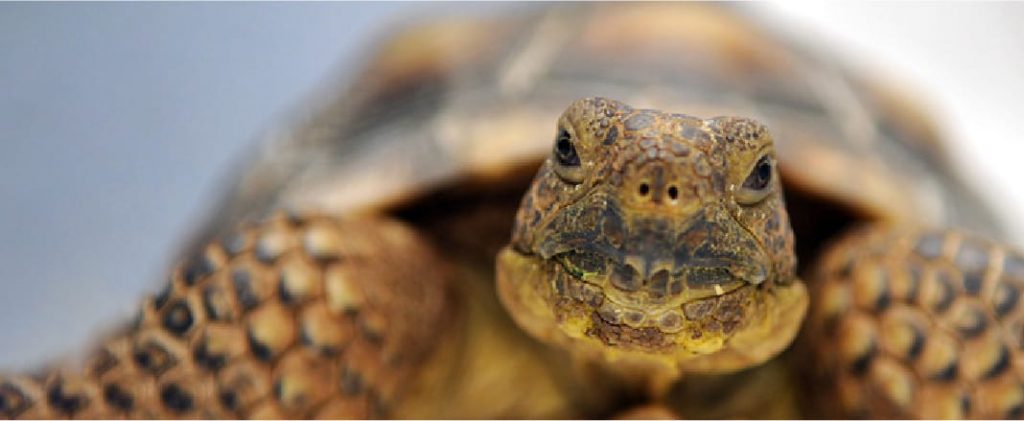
[190,2,1003,258]
[0,4,1016,420]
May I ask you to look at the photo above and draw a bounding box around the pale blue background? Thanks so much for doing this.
[0,2,518,367]
[2,3,1023,368]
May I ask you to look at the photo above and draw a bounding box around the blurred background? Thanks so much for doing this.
[1,2,1022,368]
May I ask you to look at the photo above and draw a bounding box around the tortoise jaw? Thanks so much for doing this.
[539,202,777,309]
[497,245,807,374]
[555,248,759,307]
[553,254,762,340]
[519,196,787,365]
[586,282,761,354]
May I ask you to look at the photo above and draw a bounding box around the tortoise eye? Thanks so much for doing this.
[736,155,773,205]
[555,129,580,167]
[553,128,584,183]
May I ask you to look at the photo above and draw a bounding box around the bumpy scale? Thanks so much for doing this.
[806,227,1024,419]
[4,98,1024,420]
[498,98,807,380]
[0,214,451,419]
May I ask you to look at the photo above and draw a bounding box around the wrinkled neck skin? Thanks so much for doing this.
[496,98,808,380]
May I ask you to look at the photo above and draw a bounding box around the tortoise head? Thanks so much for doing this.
[497,97,808,374]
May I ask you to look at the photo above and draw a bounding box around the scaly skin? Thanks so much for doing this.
[496,97,808,381]
[495,97,1024,419]
[0,215,454,419]
[4,98,1024,419]
[806,226,1024,419]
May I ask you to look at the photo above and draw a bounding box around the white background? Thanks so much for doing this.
[1,3,1022,368]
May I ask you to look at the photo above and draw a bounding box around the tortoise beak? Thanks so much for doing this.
[534,194,774,302]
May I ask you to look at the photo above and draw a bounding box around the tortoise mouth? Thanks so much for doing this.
[497,245,807,372]
[552,247,765,307]
[550,255,760,339]
[534,203,777,308]
[584,283,761,353]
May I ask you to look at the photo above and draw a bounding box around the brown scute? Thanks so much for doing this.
[0,212,452,418]
[804,226,1024,419]
[587,312,670,351]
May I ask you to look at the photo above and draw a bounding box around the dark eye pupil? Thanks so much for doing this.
[743,156,772,191]
[757,160,771,184]
[554,129,580,167]
[556,137,572,155]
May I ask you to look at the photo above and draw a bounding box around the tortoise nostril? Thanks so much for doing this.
[639,183,650,196]
[667,186,679,201]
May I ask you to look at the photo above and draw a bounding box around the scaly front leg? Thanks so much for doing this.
[0,213,453,419]
[806,225,1024,419]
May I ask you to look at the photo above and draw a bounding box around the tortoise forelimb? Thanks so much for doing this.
[804,223,1024,419]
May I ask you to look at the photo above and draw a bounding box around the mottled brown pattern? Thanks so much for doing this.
[0,214,451,419]
[499,97,805,374]
[2,2,1020,419]
[588,312,671,351]
[806,226,1024,419]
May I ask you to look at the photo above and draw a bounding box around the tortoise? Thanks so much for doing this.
[1,2,1021,419]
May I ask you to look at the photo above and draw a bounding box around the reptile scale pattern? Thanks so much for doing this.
[808,226,1024,419]
[0,214,450,419]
